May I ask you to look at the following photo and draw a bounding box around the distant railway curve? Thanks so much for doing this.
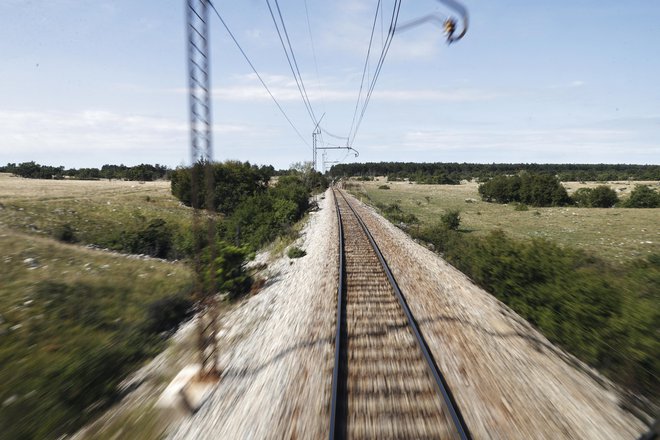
[328,187,472,439]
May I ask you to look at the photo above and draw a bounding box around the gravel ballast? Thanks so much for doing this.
[166,188,647,439]
[169,191,338,439]
[348,191,647,439]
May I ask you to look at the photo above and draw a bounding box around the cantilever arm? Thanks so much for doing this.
[436,0,468,43]
[395,0,468,44]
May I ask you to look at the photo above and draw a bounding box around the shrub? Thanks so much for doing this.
[514,203,529,211]
[410,224,659,402]
[54,223,77,243]
[378,202,419,225]
[440,209,461,230]
[573,186,618,208]
[378,185,390,190]
[143,294,193,335]
[209,242,252,298]
[572,188,593,207]
[479,173,570,207]
[287,246,306,258]
[624,185,660,208]
[590,185,619,207]
[127,218,172,258]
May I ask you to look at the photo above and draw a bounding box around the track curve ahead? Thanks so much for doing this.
[329,188,471,440]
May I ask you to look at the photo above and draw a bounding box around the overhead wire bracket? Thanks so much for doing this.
[396,0,468,44]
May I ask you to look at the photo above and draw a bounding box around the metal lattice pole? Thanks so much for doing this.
[187,0,219,378]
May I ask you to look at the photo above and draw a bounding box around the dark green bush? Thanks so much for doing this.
[573,186,618,208]
[624,185,660,208]
[170,160,273,214]
[377,202,419,225]
[378,185,390,190]
[126,218,172,258]
[209,242,252,298]
[479,173,570,207]
[53,223,77,243]
[440,209,461,230]
[143,294,193,335]
[410,224,659,401]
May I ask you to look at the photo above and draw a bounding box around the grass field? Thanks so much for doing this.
[0,173,191,249]
[354,179,659,262]
[0,174,194,439]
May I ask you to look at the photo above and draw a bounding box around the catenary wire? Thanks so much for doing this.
[266,0,319,126]
[207,1,310,148]
[350,0,401,147]
[347,0,382,145]
[303,0,326,113]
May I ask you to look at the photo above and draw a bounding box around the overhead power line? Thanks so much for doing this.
[350,0,402,147]
[207,0,310,148]
[266,0,319,126]
[303,0,326,113]
[321,127,349,141]
[347,0,382,145]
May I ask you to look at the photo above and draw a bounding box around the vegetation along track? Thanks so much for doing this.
[330,188,471,439]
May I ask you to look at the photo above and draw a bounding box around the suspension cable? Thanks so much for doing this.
[207,0,310,147]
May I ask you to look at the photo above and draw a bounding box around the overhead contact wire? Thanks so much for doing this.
[207,1,310,147]
[266,0,318,126]
[351,0,401,147]
[347,0,382,144]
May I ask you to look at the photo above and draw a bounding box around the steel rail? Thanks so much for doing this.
[331,188,472,440]
[328,189,345,440]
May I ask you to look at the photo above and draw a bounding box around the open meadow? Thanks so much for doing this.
[353,178,659,262]
[0,173,191,250]
[0,174,194,439]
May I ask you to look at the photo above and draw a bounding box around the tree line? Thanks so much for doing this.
[1,161,170,181]
[479,173,660,208]
[329,162,660,182]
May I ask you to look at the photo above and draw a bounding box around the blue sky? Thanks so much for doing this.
[1,0,658,169]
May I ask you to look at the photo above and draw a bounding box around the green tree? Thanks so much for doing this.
[624,185,660,208]
[441,209,461,230]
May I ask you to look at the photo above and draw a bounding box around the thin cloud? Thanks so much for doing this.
[0,110,247,155]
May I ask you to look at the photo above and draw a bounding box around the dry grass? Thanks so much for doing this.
[0,173,191,246]
[354,178,659,262]
[0,174,194,439]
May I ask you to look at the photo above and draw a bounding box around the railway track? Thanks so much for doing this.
[329,188,471,440]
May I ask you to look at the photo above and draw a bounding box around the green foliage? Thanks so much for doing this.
[1,161,170,181]
[209,242,252,298]
[623,185,660,208]
[412,224,659,401]
[440,209,461,230]
[0,278,193,439]
[170,160,273,215]
[287,246,306,259]
[327,161,660,181]
[143,293,193,335]
[220,172,319,251]
[412,171,460,185]
[377,202,419,225]
[479,173,570,207]
[572,186,619,208]
[53,223,77,243]
[125,218,173,258]
[513,203,529,211]
[378,185,390,190]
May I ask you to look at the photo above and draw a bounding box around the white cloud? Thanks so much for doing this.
[211,84,499,103]
[0,110,247,156]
